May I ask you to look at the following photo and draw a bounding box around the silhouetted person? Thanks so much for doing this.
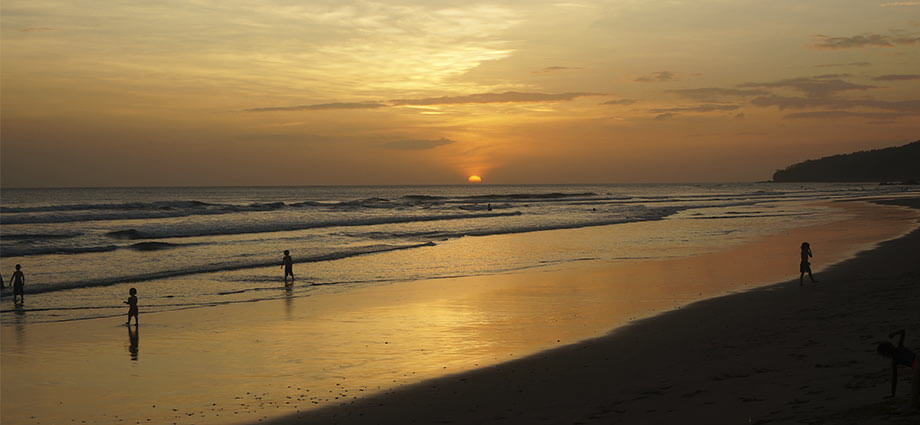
[128,325,139,361]
[124,287,139,325]
[282,250,294,285]
[799,242,817,285]
[877,330,919,408]
[487,203,492,211]
[10,264,25,303]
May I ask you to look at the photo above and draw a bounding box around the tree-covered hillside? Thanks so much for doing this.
[772,140,920,183]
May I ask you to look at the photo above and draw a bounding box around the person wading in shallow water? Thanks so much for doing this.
[10,264,26,303]
[877,329,920,409]
[799,242,818,285]
[282,250,294,285]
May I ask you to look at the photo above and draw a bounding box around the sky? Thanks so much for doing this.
[1,0,919,187]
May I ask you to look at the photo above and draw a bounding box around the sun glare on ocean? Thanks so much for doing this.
[468,175,482,183]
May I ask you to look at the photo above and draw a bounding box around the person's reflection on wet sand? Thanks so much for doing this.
[128,325,139,361]
[13,303,26,346]
[284,285,294,319]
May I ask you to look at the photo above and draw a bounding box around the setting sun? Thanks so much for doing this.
[467,175,482,183]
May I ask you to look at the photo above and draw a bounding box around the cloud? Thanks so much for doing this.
[245,102,388,112]
[653,113,674,120]
[751,95,920,111]
[383,138,455,150]
[635,71,676,83]
[782,111,903,120]
[667,88,767,101]
[21,27,54,32]
[248,92,607,111]
[738,76,876,97]
[390,91,601,105]
[649,104,740,113]
[881,1,920,6]
[601,98,638,105]
[811,33,920,49]
[532,66,582,74]
[872,74,920,81]
[813,62,871,68]
[734,113,745,119]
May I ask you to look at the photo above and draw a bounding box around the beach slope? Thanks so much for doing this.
[266,199,920,425]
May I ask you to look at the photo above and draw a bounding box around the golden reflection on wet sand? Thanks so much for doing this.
[1,200,917,425]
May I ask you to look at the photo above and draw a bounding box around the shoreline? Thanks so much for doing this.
[2,198,918,425]
[263,198,920,425]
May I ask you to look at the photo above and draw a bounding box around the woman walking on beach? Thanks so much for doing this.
[799,242,817,285]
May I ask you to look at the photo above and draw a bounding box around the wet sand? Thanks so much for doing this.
[264,198,920,425]
[2,198,918,425]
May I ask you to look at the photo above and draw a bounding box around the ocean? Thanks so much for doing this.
[1,183,916,324]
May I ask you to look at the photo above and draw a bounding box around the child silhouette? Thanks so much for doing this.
[125,288,139,326]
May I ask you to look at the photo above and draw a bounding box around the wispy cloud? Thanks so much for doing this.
[654,113,674,120]
[601,98,638,105]
[649,104,740,113]
[634,71,676,83]
[667,88,767,101]
[238,91,610,112]
[811,33,920,49]
[532,66,582,74]
[21,27,54,32]
[390,91,602,105]
[813,62,871,68]
[383,138,455,150]
[245,102,388,112]
[872,74,920,81]
[881,1,920,6]
[739,76,876,97]
[751,96,920,111]
[783,111,903,120]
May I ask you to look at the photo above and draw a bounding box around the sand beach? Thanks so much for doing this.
[1,197,919,425]
[267,198,920,425]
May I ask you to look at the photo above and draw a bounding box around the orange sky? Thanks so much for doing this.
[2,0,919,187]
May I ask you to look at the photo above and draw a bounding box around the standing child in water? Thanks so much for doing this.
[800,242,817,285]
[125,288,138,325]
[10,264,26,303]
[282,250,294,285]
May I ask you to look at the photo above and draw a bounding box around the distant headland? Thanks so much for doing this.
[772,140,920,184]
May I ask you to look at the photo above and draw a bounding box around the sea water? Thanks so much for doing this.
[1,183,916,323]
